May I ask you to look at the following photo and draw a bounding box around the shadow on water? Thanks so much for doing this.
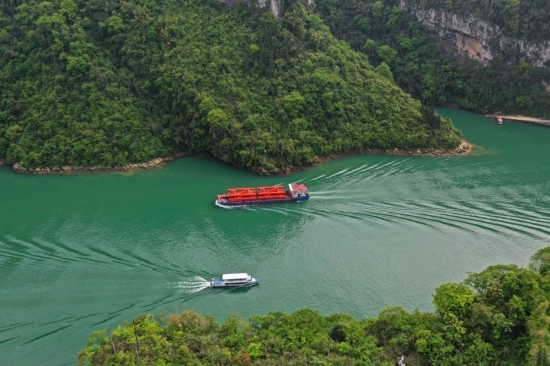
[225,285,260,295]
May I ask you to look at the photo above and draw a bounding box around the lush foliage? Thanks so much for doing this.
[0,0,460,171]
[315,0,550,118]
[80,247,550,365]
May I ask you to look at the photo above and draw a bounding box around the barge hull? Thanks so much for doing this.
[216,196,309,207]
[210,283,257,287]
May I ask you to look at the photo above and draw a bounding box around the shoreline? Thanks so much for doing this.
[484,114,550,126]
[435,103,550,124]
[252,140,473,175]
[5,140,472,176]
[10,154,187,175]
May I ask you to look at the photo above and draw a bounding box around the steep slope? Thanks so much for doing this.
[0,0,461,172]
[315,0,550,118]
[399,0,550,67]
[403,0,550,43]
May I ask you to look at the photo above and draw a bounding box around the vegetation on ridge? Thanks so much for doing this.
[79,247,550,365]
[0,0,461,171]
[314,0,550,118]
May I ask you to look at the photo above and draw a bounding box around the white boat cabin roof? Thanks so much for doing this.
[222,273,249,280]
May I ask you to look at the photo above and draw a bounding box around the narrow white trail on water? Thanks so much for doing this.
[309,174,326,181]
[172,276,210,293]
[326,168,350,179]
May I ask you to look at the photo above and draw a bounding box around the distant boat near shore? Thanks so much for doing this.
[485,114,550,127]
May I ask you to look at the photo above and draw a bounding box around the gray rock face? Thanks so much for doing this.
[269,0,281,19]
[11,157,180,174]
[399,0,550,67]
[219,0,282,18]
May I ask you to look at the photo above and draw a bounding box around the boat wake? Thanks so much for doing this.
[172,276,210,293]
[215,201,248,209]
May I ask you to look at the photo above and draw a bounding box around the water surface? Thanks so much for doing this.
[1,109,550,365]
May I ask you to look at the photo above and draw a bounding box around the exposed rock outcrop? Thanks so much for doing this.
[399,0,550,67]
[11,156,183,174]
[218,0,311,19]
[220,0,282,18]
[252,140,473,175]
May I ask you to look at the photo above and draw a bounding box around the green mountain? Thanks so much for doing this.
[314,0,550,118]
[0,0,461,172]
[79,247,550,365]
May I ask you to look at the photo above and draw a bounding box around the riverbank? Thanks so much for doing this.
[10,155,185,174]
[252,140,473,175]
[8,141,472,176]
[484,114,550,126]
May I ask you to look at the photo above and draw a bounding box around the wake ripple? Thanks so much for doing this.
[300,160,550,241]
[172,276,210,293]
[313,199,550,240]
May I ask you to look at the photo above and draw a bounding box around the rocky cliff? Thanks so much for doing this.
[220,0,282,18]
[258,0,281,18]
[399,0,550,67]
[220,0,313,19]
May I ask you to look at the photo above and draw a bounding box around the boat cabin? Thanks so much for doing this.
[221,273,251,283]
[210,273,259,287]
[288,183,309,198]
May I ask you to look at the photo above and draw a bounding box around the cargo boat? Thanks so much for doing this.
[210,273,259,288]
[215,183,309,207]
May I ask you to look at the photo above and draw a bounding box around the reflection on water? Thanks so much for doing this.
[1,109,550,365]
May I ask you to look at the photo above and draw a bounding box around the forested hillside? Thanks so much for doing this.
[79,247,550,365]
[315,0,550,118]
[0,0,460,172]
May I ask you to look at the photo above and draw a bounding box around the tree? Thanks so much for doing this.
[529,247,550,275]
[433,282,475,318]
[376,62,393,81]
[282,91,305,118]
[5,125,22,140]
[377,45,397,65]
[527,301,550,366]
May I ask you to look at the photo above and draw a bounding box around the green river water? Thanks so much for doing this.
[1,108,550,365]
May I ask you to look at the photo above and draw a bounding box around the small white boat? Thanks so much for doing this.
[497,117,503,125]
[210,273,259,288]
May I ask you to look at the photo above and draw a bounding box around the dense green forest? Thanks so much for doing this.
[79,247,550,365]
[0,0,460,171]
[315,0,550,118]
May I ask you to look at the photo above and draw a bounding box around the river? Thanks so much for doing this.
[1,108,550,365]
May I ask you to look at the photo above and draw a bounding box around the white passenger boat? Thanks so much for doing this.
[210,273,259,288]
